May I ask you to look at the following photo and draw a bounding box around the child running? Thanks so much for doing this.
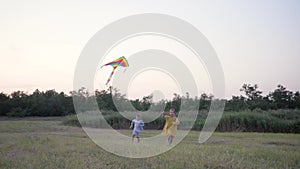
[130,114,144,143]
[162,108,180,145]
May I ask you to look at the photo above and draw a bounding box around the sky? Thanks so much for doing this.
[0,0,300,99]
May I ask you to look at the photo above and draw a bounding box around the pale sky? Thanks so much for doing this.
[0,0,300,99]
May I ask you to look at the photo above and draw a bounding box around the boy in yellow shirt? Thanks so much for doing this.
[162,108,180,145]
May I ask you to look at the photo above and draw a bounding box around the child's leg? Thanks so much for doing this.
[167,135,171,145]
[169,135,174,144]
[136,131,140,143]
[132,134,136,142]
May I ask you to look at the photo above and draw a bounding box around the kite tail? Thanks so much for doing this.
[106,67,116,85]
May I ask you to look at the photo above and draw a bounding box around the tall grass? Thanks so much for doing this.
[63,109,300,133]
[217,111,299,133]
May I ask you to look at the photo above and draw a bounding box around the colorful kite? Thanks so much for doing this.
[101,56,129,85]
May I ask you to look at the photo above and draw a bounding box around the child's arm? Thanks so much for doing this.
[129,121,133,129]
[172,118,180,125]
[161,112,165,118]
[162,112,170,119]
[141,121,144,130]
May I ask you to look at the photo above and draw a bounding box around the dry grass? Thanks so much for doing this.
[0,120,299,169]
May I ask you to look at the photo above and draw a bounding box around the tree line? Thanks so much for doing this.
[0,84,300,117]
[226,84,300,111]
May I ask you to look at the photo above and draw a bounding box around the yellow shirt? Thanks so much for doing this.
[162,115,180,136]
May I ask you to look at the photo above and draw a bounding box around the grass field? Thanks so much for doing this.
[0,118,299,169]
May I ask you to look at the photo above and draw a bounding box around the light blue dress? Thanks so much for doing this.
[131,119,144,137]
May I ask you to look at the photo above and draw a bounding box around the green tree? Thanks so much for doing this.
[269,85,293,109]
[240,84,262,100]
[293,91,300,108]
[198,93,211,110]
[0,92,9,116]
[225,95,247,111]
[240,84,263,110]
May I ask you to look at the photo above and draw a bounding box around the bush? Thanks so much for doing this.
[63,115,81,127]
[7,107,29,117]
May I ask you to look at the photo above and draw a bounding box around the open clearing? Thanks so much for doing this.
[0,119,299,169]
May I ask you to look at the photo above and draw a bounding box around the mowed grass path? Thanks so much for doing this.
[0,119,299,169]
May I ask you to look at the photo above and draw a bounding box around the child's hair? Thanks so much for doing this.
[170,108,175,112]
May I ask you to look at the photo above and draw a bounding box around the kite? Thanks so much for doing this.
[101,56,129,85]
